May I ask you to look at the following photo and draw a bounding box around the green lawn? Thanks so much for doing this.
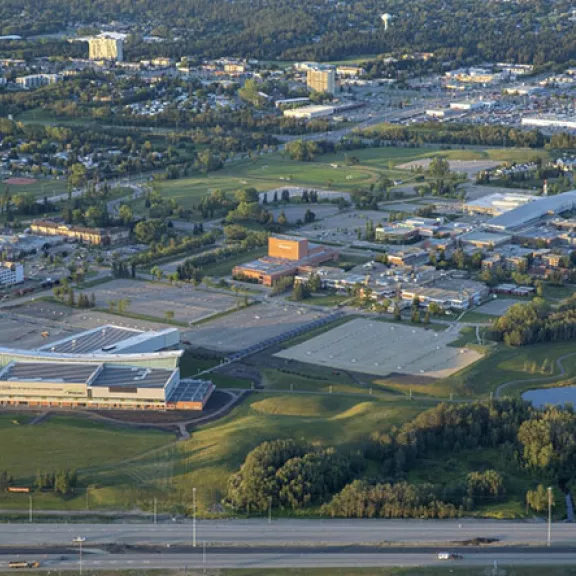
[0,414,170,510]
[3,178,68,199]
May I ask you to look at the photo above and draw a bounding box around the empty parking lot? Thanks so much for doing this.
[274,318,482,378]
[182,303,330,352]
[79,279,240,324]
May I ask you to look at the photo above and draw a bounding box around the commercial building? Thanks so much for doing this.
[487,190,576,232]
[0,261,23,286]
[15,74,61,89]
[306,66,336,95]
[521,117,576,130]
[283,104,335,119]
[233,235,338,286]
[88,37,124,62]
[449,100,494,111]
[460,231,512,248]
[31,219,130,245]
[375,224,420,244]
[336,66,365,77]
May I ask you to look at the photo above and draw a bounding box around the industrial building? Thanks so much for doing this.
[0,325,213,410]
[486,190,576,232]
[464,193,536,217]
[283,104,335,119]
[233,235,338,286]
[31,219,130,245]
[306,66,336,95]
[521,117,576,130]
[88,37,124,62]
[0,261,23,286]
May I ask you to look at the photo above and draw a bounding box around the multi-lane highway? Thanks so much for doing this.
[0,519,572,547]
[2,520,576,570]
[2,550,576,571]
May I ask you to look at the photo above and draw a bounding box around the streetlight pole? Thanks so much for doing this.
[79,539,83,575]
[547,486,552,547]
[193,487,197,548]
[153,497,157,525]
[28,494,32,523]
[268,496,272,525]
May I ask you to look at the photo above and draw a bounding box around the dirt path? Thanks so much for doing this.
[28,411,51,426]
[495,352,576,398]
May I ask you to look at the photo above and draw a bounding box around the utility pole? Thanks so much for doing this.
[547,486,553,547]
[28,494,32,523]
[79,539,83,575]
[193,487,197,548]
[203,540,206,575]
[154,497,157,525]
[268,496,272,525]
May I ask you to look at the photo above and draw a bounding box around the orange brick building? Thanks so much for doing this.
[233,235,338,286]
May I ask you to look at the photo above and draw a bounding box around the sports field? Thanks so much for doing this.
[275,318,482,378]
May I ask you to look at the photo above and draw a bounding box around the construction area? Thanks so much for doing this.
[78,279,241,324]
[274,318,482,379]
[182,302,329,352]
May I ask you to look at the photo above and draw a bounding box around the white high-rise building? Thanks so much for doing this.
[0,262,23,285]
[88,37,123,62]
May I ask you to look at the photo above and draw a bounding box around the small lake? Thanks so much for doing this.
[523,386,576,408]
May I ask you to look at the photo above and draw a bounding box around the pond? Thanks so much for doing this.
[522,386,576,408]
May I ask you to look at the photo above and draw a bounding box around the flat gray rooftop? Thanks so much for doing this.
[91,365,174,389]
[39,325,142,354]
[3,362,97,383]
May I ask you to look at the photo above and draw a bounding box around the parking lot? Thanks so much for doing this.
[475,298,523,316]
[0,301,174,350]
[275,318,482,379]
[298,210,390,244]
[182,302,330,352]
[79,279,240,324]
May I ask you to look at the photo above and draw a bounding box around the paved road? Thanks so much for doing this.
[3,551,576,570]
[0,520,570,547]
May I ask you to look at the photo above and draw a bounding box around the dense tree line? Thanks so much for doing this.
[3,0,576,66]
[35,469,78,496]
[489,296,576,346]
[226,439,361,511]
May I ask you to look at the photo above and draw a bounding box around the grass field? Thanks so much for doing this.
[201,246,268,277]
[3,178,68,199]
[0,414,170,510]
[156,145,550,210]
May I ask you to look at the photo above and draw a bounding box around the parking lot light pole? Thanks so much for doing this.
[193,487,197,548]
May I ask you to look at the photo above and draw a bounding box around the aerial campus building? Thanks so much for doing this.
[0,325,214,411]
[233,235,338,286]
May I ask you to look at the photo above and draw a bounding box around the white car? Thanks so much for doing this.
[73,537,86,543]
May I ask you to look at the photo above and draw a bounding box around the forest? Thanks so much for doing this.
[225,400,576,519]
[490,293,576,346]
[2,0,576,65]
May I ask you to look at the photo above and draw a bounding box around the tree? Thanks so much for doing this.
[118,204,133,226]
[428,157,452,195]
[164,310,175,321]
[277,211,288,226]
[292,282,306,301]
[526,484,552,513]
[393,301,402,321]
[150,266,163,281]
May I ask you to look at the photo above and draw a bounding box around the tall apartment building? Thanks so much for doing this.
[0,262,24,286]
[88,37,124,62]
[306,66,336,95]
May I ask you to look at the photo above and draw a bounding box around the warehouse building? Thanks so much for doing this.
[464,193,536,217]
[486,190,576,232]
